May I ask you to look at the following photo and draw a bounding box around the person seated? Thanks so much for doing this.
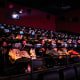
[30,46,36,59]
[77,39,80,47]
[67,39,73,48]
[61,40,68,48]
[0,40,9,65]
[16,34,21,39]
[59,48,68,55]
[31,30,35,39]
[21,40,28,50]
[50,40,57,48]
[39,39,47,56]
[56,40,61,48]
[14,40,22,50]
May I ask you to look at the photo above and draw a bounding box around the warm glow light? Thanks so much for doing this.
[12,14,18,19]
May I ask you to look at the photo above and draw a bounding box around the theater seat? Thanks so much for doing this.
[32,58,45,71]
[60,67,76,80]
[41,71,60,80]
[74,65,80,80]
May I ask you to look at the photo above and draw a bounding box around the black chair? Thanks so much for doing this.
[32,57,46,71]
[74,65,80,80]
[41,71,60,80]
[59,67,76,80]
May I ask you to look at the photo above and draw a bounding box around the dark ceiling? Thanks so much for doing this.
[8,0,80,15]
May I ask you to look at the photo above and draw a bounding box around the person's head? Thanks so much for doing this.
[41,39,45,45]
[53,48,58,51]
[57,40,61,43]
[2,41,7,47]
[77,40,80,43]
[22,40,26,46]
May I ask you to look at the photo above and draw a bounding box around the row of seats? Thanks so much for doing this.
[5,64,80,80]
[2,55,80,76]
[33,64,80,80]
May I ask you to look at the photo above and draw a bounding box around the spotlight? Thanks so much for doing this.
[11,11,20,20]
[12,13,18,19]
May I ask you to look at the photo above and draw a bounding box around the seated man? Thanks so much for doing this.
[38,39,47,56]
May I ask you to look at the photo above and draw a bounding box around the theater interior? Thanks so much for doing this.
[0,0,80,80]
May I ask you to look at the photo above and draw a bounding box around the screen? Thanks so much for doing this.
[20,31,24,34]
[32,32,35,35]
[4,29,10,32]
[35,44,41,48]
[0,26,4,29]
[12,27,15,30]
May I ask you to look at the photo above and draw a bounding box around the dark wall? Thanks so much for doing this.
[0,2,55,31]
[56,9,80,33]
